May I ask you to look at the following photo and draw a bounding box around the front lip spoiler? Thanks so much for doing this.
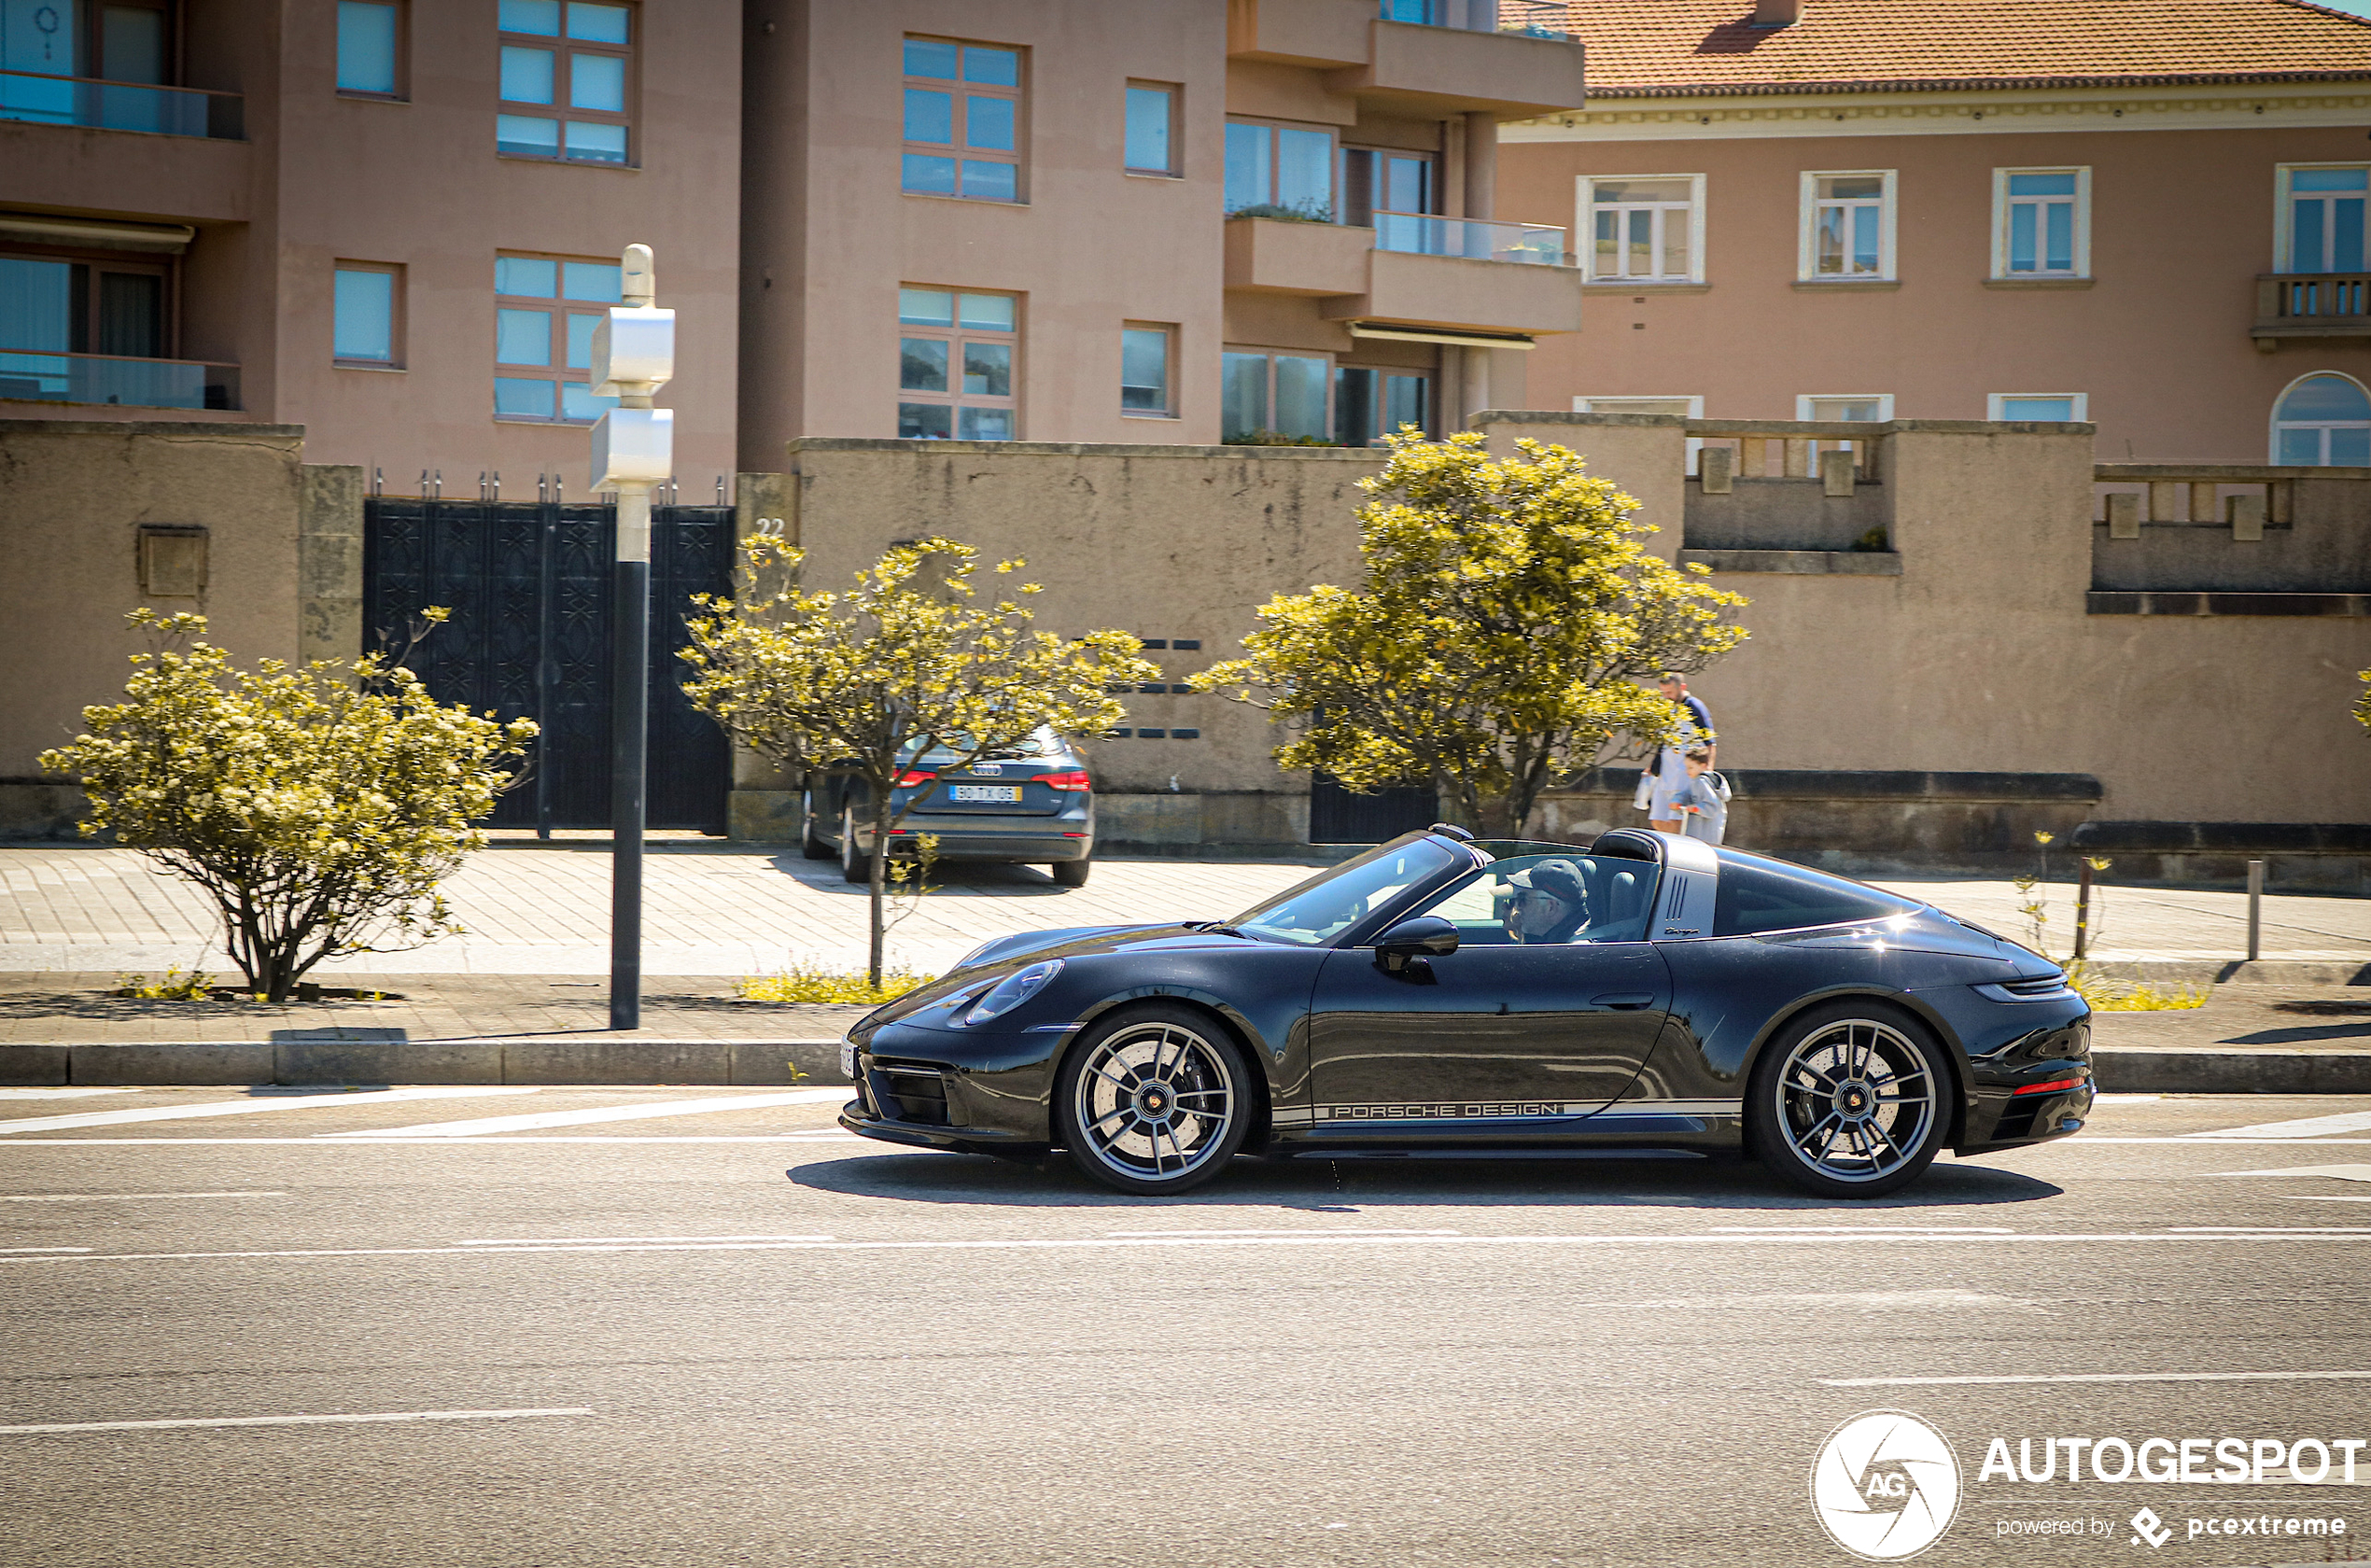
[838,1106,1045,1153]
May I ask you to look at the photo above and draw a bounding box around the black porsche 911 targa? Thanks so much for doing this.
[839,827,2094,1197]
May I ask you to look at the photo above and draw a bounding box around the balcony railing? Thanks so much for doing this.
[1374,211,1570,267]
[1379,0,1576,40]
[2253,273,2371,343]
[0,69,243,139]
[0,350,239,411]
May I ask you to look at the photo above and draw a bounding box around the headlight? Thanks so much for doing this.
[838,1037,857,1080]
[963,959,1061,1026]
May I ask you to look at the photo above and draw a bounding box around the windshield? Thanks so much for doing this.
[1229,836,1466,946]
[900,726,1063,763]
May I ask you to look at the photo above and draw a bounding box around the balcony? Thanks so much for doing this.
[2253,273,2371,348]
[1374,211,1567,267]
[1381,0,1575,40]
[1224,216,1374,295]
[1330,245,1584,337]
[0,351,239,412]
[0,70,242,139]
[1333,15,1586,118]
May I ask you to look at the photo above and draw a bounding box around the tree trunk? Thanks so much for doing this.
[866,795,890,987]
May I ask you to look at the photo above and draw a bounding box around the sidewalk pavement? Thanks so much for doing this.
[6,834,2368,979]
[1,838,2364,1092]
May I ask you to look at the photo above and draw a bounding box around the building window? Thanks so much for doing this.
[1577,395,1703,469]
[1125,82,1177,176]
[333,263,401,366]
[1336,366,1432,445]
[1993,168,2088,278]
[1987,393,2085,422]
[2272,372,2371,466]
[496,0,632,166]
[492,253,622,423]
[902,36,1022,203]
[1222,348,1329,441]
[1799,171,1895,280]
[1343,148,1435,228]
[1796,394,1890,459]
[898,287,1017,440]
[1586,176,1702,283]
[1120,323,1171,416]
[0,250,168,359]
[337,0,401,97]
[2280,166,2368,273]
[1224,119,1334,220]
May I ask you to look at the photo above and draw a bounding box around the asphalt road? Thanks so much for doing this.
[2,1087,2368,1568]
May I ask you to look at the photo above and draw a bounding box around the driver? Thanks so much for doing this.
[1504,859,1590,945]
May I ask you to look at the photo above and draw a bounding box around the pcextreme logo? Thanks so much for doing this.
[1812,1409,1965,1561]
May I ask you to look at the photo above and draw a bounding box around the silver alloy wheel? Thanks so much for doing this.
[1071,1021,1238,1183]
[1771,1017,1937,1184]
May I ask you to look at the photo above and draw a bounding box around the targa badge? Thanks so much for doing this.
[1810,1410,1962,1561]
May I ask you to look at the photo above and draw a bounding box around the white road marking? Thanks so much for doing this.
[2209,1163,2371,1183]
[0,1190,285,1202]
[1103,1228,1462,1237]
[322,1088,849,1138]
[2192,1109,2371,1140]
[0,1407,592,1435]
[1710,1225,2016,1234]
[2289,1196,2371,1203]
[1822,1369,2371,1389]
[0,1247,92,1253]
[459,1233,834,1246]
[0,1086,540,1136]
[0,1088,136,1099]
[2170,1225,2371,1234]
[2041,1137,2371,1145]
[0,1136,863,1145]
[13,1229,2371,1268]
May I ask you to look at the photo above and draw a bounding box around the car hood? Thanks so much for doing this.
[857,923,1253,1030]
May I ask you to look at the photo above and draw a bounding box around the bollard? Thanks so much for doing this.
[2073,860,2093,960]
[2246,858,2264,963]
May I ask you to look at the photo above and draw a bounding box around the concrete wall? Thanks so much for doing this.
[774,417,2368,842]
[0,422,344,832]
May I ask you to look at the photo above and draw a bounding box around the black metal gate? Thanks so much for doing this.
[1307,773,1439,845]
[361,497,734,832]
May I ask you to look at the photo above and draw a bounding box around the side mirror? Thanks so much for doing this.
[1375,915,1459,973]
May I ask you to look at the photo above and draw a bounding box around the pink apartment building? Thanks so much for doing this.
[1497,0,2371,464]
[0,0,743,489]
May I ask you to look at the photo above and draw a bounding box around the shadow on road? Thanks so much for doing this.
[788,1151,2062,1211]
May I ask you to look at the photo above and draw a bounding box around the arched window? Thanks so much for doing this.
[2273,373,2371,466]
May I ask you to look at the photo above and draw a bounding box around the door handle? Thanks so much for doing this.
[1592,992,1656,1010]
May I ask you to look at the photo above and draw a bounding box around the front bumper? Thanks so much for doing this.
[837,1026,1064,1153]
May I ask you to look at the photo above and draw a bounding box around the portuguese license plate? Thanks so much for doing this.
[950,784,1022,803]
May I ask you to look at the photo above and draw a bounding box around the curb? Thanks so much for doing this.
[2091,1046,2371,1096]
[0,1039,853,1088]
[1,1039,2364,1096]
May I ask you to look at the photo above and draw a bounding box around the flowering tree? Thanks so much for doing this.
[1191,431,1751,838]
[680,537,1157,984]
[40,610,537,1001]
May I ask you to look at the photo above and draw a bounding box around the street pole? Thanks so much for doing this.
[587,244,676,1032]
[2246,858,2264,964]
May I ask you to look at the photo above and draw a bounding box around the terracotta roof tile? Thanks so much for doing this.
[1545,0,2371,97]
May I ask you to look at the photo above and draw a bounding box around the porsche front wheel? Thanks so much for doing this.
[1057,1007,1251,1195]
[1748,1002,1954,1199]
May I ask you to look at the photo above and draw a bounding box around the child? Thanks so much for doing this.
[1669,747,1730,844]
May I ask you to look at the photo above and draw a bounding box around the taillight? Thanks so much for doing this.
[1039,769,1090,791]
[2012,1076,2085,1097]
[894,770,934,788]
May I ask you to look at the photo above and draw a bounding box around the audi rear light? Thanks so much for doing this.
[1039,769,1090,791]
[894,770,935,788]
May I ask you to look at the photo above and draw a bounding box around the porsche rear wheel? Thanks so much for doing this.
[1749,1002,1954,1198]
[1057,1007,1251,1195]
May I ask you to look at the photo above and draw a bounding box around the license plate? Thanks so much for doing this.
[949,784,1022,803]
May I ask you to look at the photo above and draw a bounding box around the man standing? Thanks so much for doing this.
[1647,672,1715,834]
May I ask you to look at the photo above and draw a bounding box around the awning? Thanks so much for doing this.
[1347,324,1536,350]
[0,213,197,254]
